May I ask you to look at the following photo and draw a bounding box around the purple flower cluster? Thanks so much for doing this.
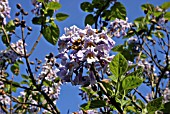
[38,53,61,102]
[108,17,132,38]
[56,25,115,85]
[31,0,59,15]
[0,0,10,24]
[0,40,25,70]
[0,81,10,106]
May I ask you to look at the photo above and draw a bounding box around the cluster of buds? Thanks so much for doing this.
[56,25,115,86]
[14,4,32,35]
[0,0,10,25]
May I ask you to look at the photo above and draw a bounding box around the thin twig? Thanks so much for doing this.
[1,25,22,56]
[134,88,148,103]
[27,33,42,57]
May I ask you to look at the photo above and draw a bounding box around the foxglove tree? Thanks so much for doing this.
[0,0,169,114]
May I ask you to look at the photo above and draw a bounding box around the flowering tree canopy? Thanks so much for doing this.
[0,0,170,113]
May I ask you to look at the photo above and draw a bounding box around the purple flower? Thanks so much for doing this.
[109,17,132,38]
[56,25,115,85]
[0,0,11,24]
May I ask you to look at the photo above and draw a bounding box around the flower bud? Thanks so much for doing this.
[16,4,22,9]
[27,26,32,31]
[15,12,20,16]
[14,18,20,22]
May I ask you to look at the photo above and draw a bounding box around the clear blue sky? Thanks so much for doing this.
[1,0,169,113]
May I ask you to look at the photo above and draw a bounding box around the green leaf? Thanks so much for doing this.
[125,106,136,113]
[5,20,15,32]
[20,80,29,85]
[10,63,19,76]
[37,0,44,2]
[92,0,105,9]
[109,53,128,77]
[2,34,11,46]
[161,102,170,113]
[122,76,143,90]
[112,45,124,52]
[47,2,61,10]
[21,74,29,80]
[43,80,52,87]
[134,17,145,27]
[127,68,143,77]
[80,2,93,12]
[81,100,106,110]
[147,97,163,113]
[110,2,126,20]
[161,2,170,10]
[141,4,154,14]
[137,99,145,109]
[85,14,95,26]
[42,22,59,45]
[32,17,44,25]
[164,12,170,20]
[127,64,137,71]
[56,13,69,21]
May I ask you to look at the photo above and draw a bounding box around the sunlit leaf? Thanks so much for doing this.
[5,20,15,32]
[109,53,128,77]
[164,12,170,20]
[42,22,59,45]
[47,2,61,10]
[56,13,69,21]
[122,76,143,90]
[161,2,170,10]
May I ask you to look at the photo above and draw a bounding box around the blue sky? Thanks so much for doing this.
[1,0,169,113]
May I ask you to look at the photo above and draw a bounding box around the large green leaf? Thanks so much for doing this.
[56,13,69,21]
[81,100,106,110]
[110,2,126,20]
[112,45,124,52]
[164,12,170,20]
[161,2,170,10]
[109,53,128,77]
[42,22,59,45]
[161,102,170,113]
[122,76,143,90]
[85,14,95,26]
[80,2,93,12]
[147,97,163,113]
[127,68,143,77]
[47,2,61,10]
